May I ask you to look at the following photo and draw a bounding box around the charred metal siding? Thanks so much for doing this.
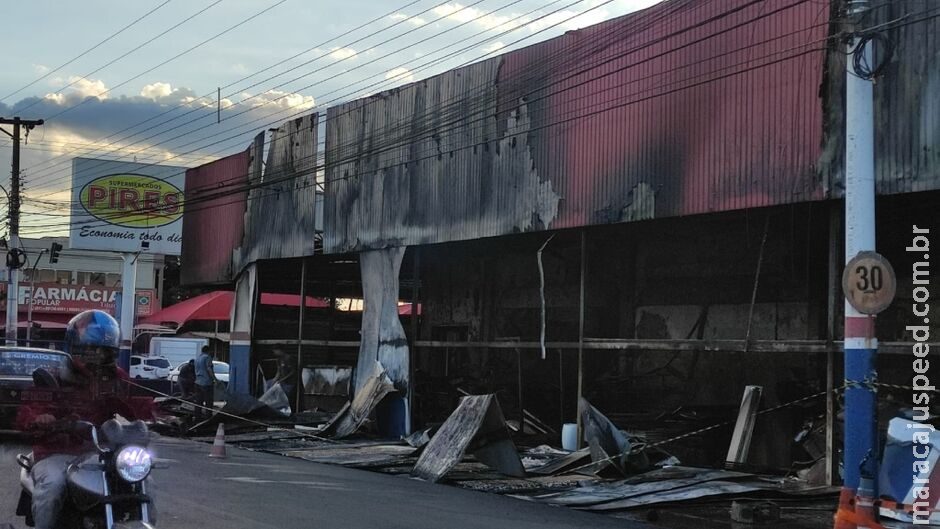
[324,0,829,253]
[234,113,319,270]
[821,1,940,196]
[180,150,250,286]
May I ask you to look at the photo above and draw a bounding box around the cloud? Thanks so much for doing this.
[44,76,109,104]
[482,42,505,54]
[390,12,426,26]
[432,3,523,31]
[242,89,315,110]
[139,82,202,106]
[33,64,50,75]
[329,47,358,61]
[384,67,414,83]
[1,80,318,212]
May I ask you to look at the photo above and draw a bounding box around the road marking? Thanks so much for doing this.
[220,476,349,490]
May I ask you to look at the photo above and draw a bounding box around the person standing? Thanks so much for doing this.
[178,359,196,399]
[194,346,217,421]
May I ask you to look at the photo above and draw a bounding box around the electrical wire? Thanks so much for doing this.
[20,0,936,235]
[21,0,584,193]
[12,0,225,116]
[15,0,430,179]
[22,0,694,200]
[0,0,174,103]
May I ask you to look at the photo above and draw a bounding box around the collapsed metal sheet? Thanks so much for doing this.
[280,444,417,468]
[535,468,750,507]
[583,481,764,511]
[412,394,525,483]
[526,448,592,476]
[579,397,631,475]
[321,361,395,439]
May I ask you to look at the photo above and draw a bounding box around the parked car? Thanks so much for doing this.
[0,347,73,427]
[129,355,171,379]
[169,360,229,384]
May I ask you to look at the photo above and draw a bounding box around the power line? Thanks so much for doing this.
[38,0,290,124]
[0,0,174,103]
[24,0,904,236]
[20,0,524,191]
[15,0,430,180]
[13,0,225,116]
[19,39,832,235]
[23,0,625,198]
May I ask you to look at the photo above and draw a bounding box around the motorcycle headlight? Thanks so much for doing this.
[115,445,152,483]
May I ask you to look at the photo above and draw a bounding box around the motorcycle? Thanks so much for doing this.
[14,369,160,528]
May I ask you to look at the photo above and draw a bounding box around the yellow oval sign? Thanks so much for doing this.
[79,174,183,228]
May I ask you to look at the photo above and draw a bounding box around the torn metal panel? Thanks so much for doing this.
[235,113,318,272]
[321,361,395,439]
[355,248,409,397]
[302,366,352,397]
[526,448,593,476]
[324,59,560,254]
[324,0,829,253]
[412,394,526,483]
[579,397,631,475]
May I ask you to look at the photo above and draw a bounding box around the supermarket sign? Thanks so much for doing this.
[16,284,157,317]
[70,158,186,255]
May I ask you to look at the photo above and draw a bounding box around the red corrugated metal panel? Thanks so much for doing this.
[324,0,829,254]
[180,150,250,285]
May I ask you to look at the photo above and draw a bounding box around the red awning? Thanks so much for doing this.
[140,291,329,327]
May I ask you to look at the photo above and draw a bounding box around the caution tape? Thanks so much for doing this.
[564,385,847,475]
[122,378,339,444]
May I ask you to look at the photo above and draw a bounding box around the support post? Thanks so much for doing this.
[842,0,878,495]
[1,116,43,345]
[410,248,420,433]
[119,253,139,371]
[826,205,840,486]
[25,249,47,344]
[576,230,586,449]
[296,259,307,413]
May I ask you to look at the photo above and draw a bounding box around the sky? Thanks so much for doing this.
[0,0,662,238]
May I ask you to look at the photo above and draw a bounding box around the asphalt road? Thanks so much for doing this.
[0,435,652,529]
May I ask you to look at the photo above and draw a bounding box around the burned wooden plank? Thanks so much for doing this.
[412,394,525,483]
[725,385,763,467]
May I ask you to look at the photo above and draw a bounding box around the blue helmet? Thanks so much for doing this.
[64,310,121,364]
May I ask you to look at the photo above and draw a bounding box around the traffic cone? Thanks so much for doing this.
[209,423,227,459]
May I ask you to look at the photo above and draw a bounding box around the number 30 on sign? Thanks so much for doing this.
[842,251,897,315]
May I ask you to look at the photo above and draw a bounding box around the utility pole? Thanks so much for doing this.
[25,249,47,344]
[1,116,44,345]
[839,0,879,525]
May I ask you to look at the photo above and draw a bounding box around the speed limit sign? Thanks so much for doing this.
[842,251,897,315]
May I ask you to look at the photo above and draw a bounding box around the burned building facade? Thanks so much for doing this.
[181,0,939,475]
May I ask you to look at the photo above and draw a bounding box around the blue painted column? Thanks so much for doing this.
[229,264,257,395]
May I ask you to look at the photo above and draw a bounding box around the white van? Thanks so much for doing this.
[148,337,208,372]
